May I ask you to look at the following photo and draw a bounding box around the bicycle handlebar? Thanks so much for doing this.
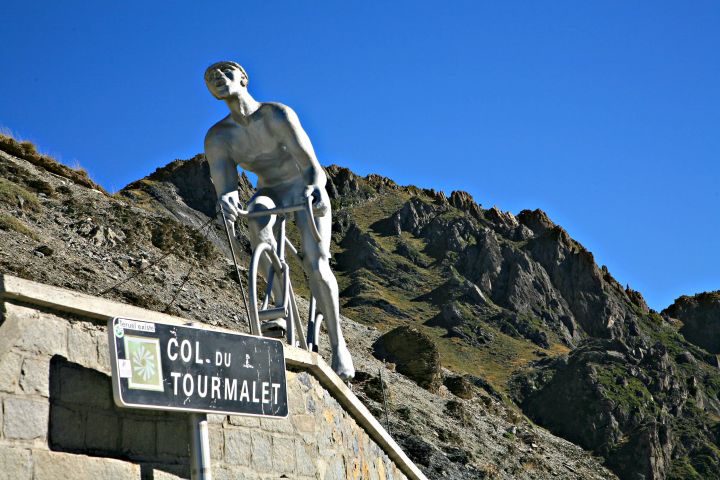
[230,196,323,243]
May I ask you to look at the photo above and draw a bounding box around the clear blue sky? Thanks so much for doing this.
[2,1,718,311]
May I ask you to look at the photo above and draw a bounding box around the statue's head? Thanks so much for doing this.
[205,61,249,100]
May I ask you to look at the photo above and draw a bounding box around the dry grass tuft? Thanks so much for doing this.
[0,178,42,211]
[0,134,106,193]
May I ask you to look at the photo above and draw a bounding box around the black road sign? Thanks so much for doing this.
[108,317,288,417]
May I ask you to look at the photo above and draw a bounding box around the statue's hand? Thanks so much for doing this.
[220,191,241,223]
[304,185,328,217]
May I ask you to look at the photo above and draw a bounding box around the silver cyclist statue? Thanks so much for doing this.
[204,61,355,381]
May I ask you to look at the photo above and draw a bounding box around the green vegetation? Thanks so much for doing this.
[594,363,658,414]
[0,213,39,240]
[668,457,703,480]
[434,326,548,391]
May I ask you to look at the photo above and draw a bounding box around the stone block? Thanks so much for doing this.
[289,393,306,415]
[324,454,346,480]
[85,411,120,452]
[33,449,139,480]
[152,468,188,480]
[67,324,99,368]
[348,456,363,479]
[157,420,189,457]
[227,415,260,427]
[207,414,226,424]
[295,441,318,477]
[19,357,50,396]
[260,416,293,433]
[296,371,314,390]
[4,303,41,321]
[210,467,232,480]
[3,396,49,440]
[212,466,253,480]
[306,395,317,414]
[348,424,361,454]
[288,377,307,412]
[272,436,296,474]
[250,431,272,472]
[121,418,156,456]
[292,414,316,434]
[223,428,251,466]
[96,332,111,373]
[49,404,85,451]
[365,456,380,480]
[377,457,392,480]
[0,446,32,479]
[209,425,224,460]
[0,352,23,393]
[15,316,67,357]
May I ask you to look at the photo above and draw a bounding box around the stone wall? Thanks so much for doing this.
[0,276,419,479]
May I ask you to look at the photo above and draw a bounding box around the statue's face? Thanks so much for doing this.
[205,64,247,100]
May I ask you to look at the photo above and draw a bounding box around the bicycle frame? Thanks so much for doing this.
[232,196,324,352]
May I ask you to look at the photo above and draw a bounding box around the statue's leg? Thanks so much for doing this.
[295,204,355,380]
[246,196,284,306]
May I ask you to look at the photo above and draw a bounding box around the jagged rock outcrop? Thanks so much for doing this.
[448,190,482,220]
[372,326,442,392]
[443,374,475,399]
[663,291,720,354]
[524,225,627,338]
[512,320,720,479]
[517,208,555,235]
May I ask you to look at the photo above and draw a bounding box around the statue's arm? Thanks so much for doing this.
[205,132,240,219]
[274,106,326,188]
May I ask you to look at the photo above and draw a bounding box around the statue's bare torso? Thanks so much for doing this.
[207,104,306,192]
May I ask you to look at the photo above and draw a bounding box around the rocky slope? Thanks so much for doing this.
[0,135,614,479]
[2,133,720,479]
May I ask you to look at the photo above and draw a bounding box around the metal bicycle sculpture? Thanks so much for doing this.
[220,196,325,353]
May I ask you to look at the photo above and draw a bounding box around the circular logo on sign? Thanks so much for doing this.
[114,323,124,338]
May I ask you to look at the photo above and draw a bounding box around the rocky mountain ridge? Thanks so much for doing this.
[323,164,720,480]
[1,133,718,479]
[663,291,720,355]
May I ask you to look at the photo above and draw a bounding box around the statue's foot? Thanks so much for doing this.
[331,343,355,381]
